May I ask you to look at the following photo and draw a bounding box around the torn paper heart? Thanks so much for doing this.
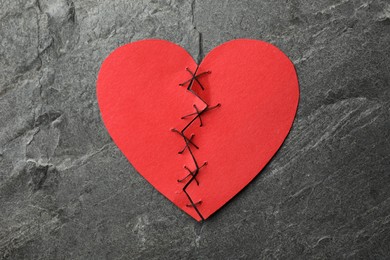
[97,39,299,221]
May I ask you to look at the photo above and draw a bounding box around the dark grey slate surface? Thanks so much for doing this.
[1,0,389,259]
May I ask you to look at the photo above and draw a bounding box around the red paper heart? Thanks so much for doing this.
[97,39,299,221]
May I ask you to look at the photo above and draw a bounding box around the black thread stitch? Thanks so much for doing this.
[181,103,221,127]
[177,162,208,185]
[172,65,220,221]
[171,128,198,154]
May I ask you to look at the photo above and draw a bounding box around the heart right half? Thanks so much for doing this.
[97,39,299,221]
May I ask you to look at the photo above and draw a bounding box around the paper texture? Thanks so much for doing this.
[97,39,299,221]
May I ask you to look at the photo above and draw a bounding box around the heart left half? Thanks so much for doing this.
[97,39,299,221]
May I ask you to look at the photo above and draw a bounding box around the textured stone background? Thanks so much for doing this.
[1,0,389,259]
